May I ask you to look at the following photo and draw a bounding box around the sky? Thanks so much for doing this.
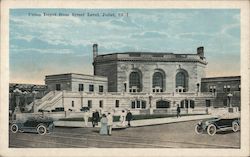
[10,9,240,84]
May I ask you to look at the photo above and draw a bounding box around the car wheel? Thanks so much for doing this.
[10,124,18,133]
[207,124,216,136]
[195,124,203,134]
[37,125,47,135]
[232,121,239,132]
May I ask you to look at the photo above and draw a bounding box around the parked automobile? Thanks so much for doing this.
[195,116,240,136]
[10,116,54,135]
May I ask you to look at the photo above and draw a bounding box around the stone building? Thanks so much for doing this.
[93,44,207,93]
[14,44,240,115]
[45,73,108,93]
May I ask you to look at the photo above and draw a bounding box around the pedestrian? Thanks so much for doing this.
[83,110,89,127]
[107,112,113,136]
[100,114,108,135]
[177,105,181,118]
[119,110,126,127]
[92,110,100,127]
[126,110,133,127]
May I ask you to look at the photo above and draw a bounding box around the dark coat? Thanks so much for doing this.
[126,112,133,121]
[92,112,100,122]
[177,107,181,113]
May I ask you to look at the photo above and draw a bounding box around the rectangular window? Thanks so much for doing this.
[79,84,84,91]
[227,85,231,92]
[99,100,103,108]
[205,100,211,107]
[89,85,94,92]
[72,101,74,107]
[115,100,119,108]
[136,100,141,108]
[88,100,92,108]
[56,84,61,91]
[99,85,104,92]
[141,101,146,109]
[131,101,135,109]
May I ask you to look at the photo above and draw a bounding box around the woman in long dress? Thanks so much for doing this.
[99,114,108,135]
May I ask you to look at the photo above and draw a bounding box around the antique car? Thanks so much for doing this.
[10,116,54,135]
[195,116,240,136]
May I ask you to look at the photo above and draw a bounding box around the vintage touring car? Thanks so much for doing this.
[10,116,54,135]
[195,114,240,136]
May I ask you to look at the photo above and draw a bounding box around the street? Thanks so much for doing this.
[9,120,240,148]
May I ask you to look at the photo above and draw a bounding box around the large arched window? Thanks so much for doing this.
[129,70,142,92]
[152,69,165,93]
[176,70,188,92]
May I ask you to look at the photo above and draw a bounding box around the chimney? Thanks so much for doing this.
[93,44,98,61]
[197,46,204,58]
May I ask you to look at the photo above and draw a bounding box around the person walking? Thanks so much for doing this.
[83,110,89,127]
[126,110,133,127]
[107,112,113,136]
[92,110,100,127]
[100,114,108,135]
[176,105,181,118]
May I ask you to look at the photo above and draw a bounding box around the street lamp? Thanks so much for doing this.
[227,93,233,108]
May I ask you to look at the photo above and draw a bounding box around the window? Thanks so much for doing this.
[99,100,103,108]
[238,84,241,91]
[131,100,146,109]
[56,84,61,91]
[136,100,141,108]
[223,85,231,92]
[115,100,119,108]
[88,100,92,108]
[156,100,170,108]
[152,72,164,92]
[131,101,135,109]
[209,85,216,93]
[89,85,94,92]
[205,100,211,107]
[79,84,84,91]
[176,70,188,92]
[72,101,74,107]
[99,85,104,92]
[129,71,142,92]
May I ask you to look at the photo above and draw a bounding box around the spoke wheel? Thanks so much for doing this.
[232,122,239,132]
[11,124,18,133]
[195,124,203,134]
[37,125,47,135]
[207,124,216,136]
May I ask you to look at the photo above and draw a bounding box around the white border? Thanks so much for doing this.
[1,0,249,157]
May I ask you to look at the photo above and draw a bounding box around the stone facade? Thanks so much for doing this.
[93,45,207,94]
[45,73,108,93]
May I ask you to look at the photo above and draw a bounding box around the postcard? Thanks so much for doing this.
[0,0,249,157]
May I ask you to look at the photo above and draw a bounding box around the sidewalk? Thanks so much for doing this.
[54,114,216,128]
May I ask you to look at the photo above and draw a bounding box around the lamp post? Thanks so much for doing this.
[227,93,233,108]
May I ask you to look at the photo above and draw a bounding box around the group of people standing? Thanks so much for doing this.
[85,109,133,136]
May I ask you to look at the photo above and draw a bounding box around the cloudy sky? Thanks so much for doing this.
[10,9,240,84]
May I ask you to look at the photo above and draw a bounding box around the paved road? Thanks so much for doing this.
[9,120,240,148]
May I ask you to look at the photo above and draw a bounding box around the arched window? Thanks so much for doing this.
[176,70,188,92]
[152,72,164,92]
[152,69,165,93]
[129,71,142,92]
[156,100,170,108]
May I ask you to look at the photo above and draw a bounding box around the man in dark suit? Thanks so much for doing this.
[92,110,100,127]
[126,110,133,127]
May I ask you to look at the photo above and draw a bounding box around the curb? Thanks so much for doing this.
[54,115,216,128]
